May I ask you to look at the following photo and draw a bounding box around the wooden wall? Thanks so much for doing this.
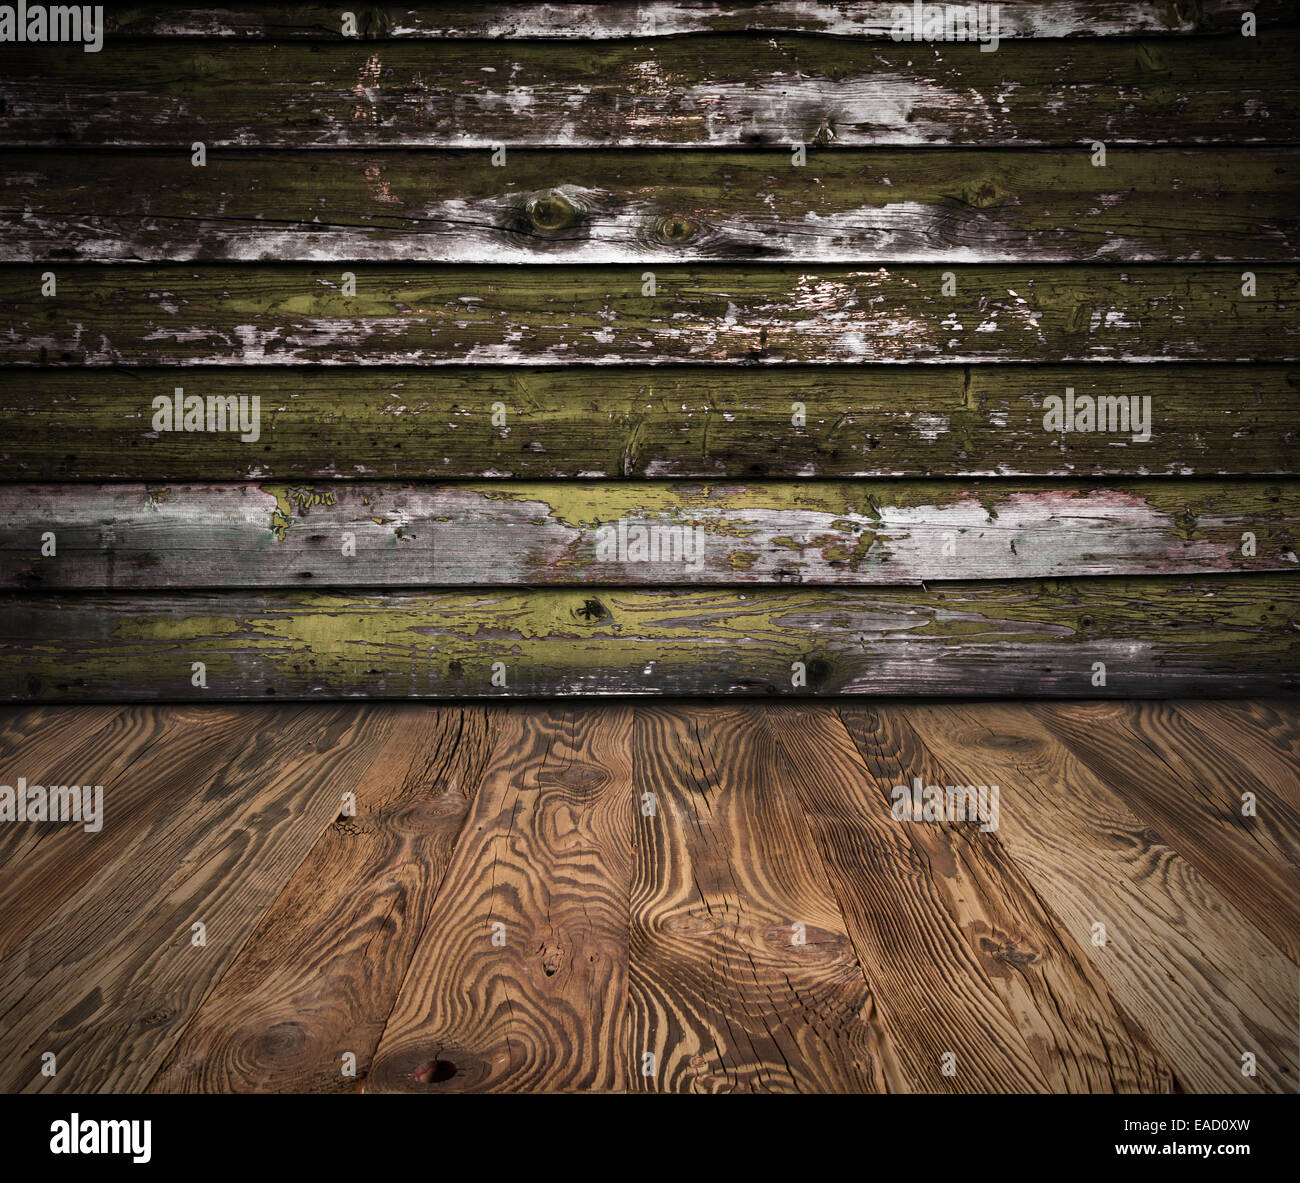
[0,1,1297,700]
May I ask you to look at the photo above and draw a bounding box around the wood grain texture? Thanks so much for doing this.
[0,704,412,1092]
[2,34,1295,148]
[4,266,1296,365]
[7,148,1297,264]
[149,704,500,1092]
[6,480,1297,590]
[2,578,1295,702]
[1033,700,1300,963]
[0,705,296,960]
[899,702,1299,1093]
[4,366,1296,481]
[773,704,1170,1092]
[1172,700,1300,817]
[627,703,885,1092]
[366,704,634,1092]
[104,3,1286,40]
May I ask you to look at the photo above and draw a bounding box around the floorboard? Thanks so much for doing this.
[0,699,1294,1094]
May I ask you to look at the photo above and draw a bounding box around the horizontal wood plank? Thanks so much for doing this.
[1,33,1295,148]
[105,3,1286,40]
[3,266,1295,365]
[2,578,1295,701]
[3,366,1295,480]
[4,481,1297,589]
[6,148,1297,264]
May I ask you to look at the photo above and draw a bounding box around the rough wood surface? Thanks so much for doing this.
[104,3,1286,40]
[366,705,634,1092]
[4,480,1297,589]
[4,366,1295,480]
[1033,700,1300,964]
[5,266,1295,365]
[1172,700,1300,817]
[0,705,295,961]
[0,704,412,1092]
[898,702,1299,1093]
[3,34,1295,148]
[773,704,1171,1092]
[149,704,500,1092]
[0,699,1293,1093]
[627,703,884,1092]
[2,578,1295,702]
[7,148,1297,264]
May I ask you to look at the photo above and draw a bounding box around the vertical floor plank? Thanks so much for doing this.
[366,704,634,1093]
[1034,701,1300,964]
[816,704,1172,1093]
[0,703,410,1092]
[0,704,300,960]
[149,704,501,1092]
[903,702,1298,1094]
[628,704,888,1093]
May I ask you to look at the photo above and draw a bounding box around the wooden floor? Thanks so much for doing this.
[0,699,1296,1094]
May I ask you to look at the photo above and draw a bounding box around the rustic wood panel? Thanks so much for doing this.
[627,704,885,1092]
[1033,701,1300,964]
[2,578,1294,701]
[4,366,1295,480]
[5,266,1295,365]
[1173,700,1300,817]
[149,704,500,1092]
[769,704,1171,1092]
[0,703,412,1092]
[2,34,1295,149]
[105,2,1287,40]
[4,480,1297,589]
[7,148,1297,264]
[366,705,634,1092]
[0,705,296,960]
[895,702,1299,1093]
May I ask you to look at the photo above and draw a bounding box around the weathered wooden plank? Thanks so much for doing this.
[2,578,1295,701]
[1033,701,1300,965]
[770,704,1171,1092]
[105,2,1287,40]
[627,704,886,1092]
[7,148,1297,264]
[1,33,1295,148]
[4,480,1297,589]
[1173,699,1300,817]
[0,705,299,961]
[896,702,1299,1092]
[0,703,413,1092]
[4,266,1294,365]
[3,366,1295,480]
[149,704,500,1093]
[366,705,634,1092]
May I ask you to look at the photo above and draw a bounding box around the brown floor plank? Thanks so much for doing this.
[628,704,886,1093]
[772,706,1052,1092]
[149,704,502,1092]
[1172,700,1300,819]
[1034,701,1300,964]
[0,704,285,960]
[0,703,411,1093]
[365,704,634,1093]
[902,702,1298,1094]
[822,704,1172,1093]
